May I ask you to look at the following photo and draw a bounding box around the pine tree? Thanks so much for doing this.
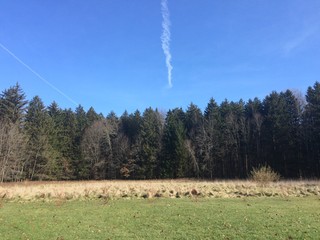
[105,111,120,179]
[0,83,28,124]
[117,110,142,179]
[304,82,320,177]
[47,101,60,118]
[48,108,77,179]
[279,90,301,177]
[245,98,264,174]
[203,98,221,179]
[185,103,204,177]
[160,108,187,178]
[261,91,301,177]
[24,96,53,180]
[74,105,88,179]
[86,107,100,125]
[217,100,246,178]
[45,101,64,179]
[138,108,163,179]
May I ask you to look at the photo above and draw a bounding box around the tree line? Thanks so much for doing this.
[0,82,320,182]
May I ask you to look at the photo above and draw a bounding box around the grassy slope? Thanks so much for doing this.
[0,197,319,240]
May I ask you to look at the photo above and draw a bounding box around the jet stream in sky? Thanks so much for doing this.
[161,0,173,88]
[0,42,78,106]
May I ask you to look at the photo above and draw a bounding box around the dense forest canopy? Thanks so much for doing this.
[0,82,320,181]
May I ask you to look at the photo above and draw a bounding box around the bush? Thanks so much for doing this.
[250,165,280,183]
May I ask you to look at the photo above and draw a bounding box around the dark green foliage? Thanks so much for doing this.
[86,107,100,125]
[217,100,247,178]
[120,110,142,145]
[261,90,301,177]
[74,105,89,179]
[185,103,204,177]
[303,82,320,177]
[0,83,28,124]
[46,107,78,180]
[105,111,120,179]
[203,98,221,179]
[24,96,52,180]
[160,108,188,178]
[245,98,263,174]
[138,108,163,179]
[117,110,142,179]
[1,82,320,180]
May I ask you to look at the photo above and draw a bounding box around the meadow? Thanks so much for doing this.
[0,180,320,239]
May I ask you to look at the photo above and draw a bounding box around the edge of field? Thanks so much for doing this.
[0,179,320,202]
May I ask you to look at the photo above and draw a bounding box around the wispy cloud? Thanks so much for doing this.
[283,26,319,54]
[0,42,78,106]
[161,0,173,88]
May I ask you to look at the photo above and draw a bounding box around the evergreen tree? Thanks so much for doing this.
[1,82,320,181]
[261,92,281,171]
[218,100,246,178]
[117,110,142,179]
[203,98,221,179]
[47,101,60,118]
[0,83,28,124]
[185,103,204,177]
[50,108,77,179]
[74,105,89,179]
[304,82,320,177]
[24,96,54,180]
[261,91,301,177]
[279,90,301,177]
[120,110,142,145]
[105,111,120,179]
[138,108,163,179]
[245,98,264,173]
[86,107,100,125]
[160,108,187,178]
[45,101,65,179]
[230,100,247,178]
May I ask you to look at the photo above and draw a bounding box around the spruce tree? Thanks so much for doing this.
[74,105,88,179]
[304,82,320,177]
[86,107,100,125]
[0,83,28,124]
[185,103,204,177]
[245,98,263,173]
[138,108,163,179]
[24,96,52,179]
[203,98,221,179]
[160,108,187,178]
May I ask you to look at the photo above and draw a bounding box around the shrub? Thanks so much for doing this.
[250,165,280,183]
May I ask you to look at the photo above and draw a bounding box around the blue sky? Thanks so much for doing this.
[1,0,320,115]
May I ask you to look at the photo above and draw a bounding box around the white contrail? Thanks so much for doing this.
[0,42,78,106]
[161,0,173,88]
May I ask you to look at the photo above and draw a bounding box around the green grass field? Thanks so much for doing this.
[1,197,319,240]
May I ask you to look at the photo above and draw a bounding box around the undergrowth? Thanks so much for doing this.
[250,165,281,183]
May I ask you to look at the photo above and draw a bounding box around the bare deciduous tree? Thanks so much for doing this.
[81,120,111,179]
[0,122,26,182]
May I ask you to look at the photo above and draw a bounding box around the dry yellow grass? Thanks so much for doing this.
[0,179,319,201]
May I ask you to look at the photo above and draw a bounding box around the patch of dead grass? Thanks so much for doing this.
[0,179,319,201]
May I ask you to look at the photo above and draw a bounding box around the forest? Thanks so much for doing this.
[0,82,320,182]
